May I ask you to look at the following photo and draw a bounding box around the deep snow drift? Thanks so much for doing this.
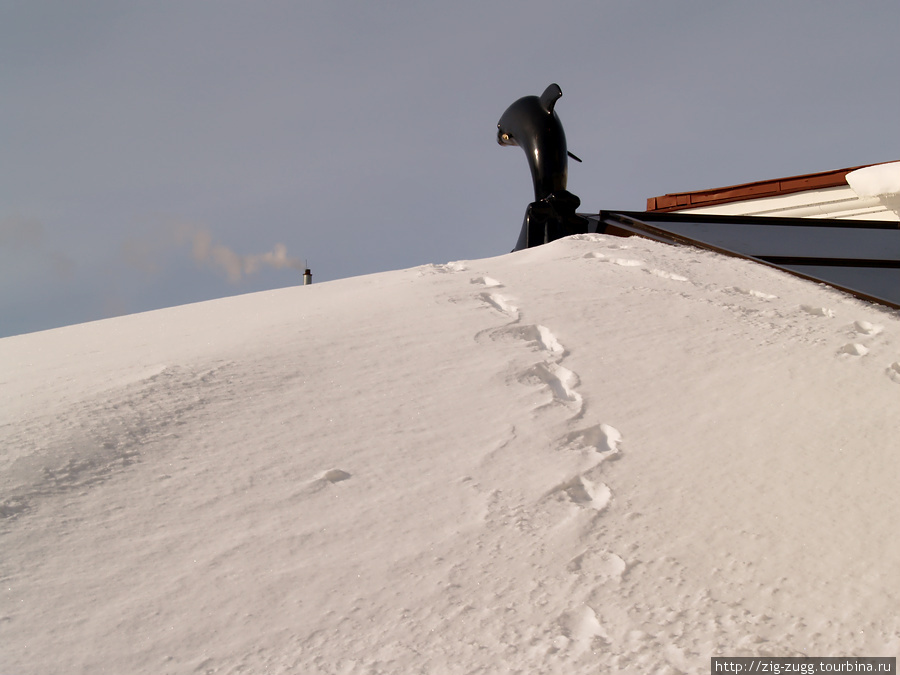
[2,233,899,674]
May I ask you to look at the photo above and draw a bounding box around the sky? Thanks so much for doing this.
[2,0,899,338]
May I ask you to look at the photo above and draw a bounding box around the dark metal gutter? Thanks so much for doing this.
[585,211,900,311]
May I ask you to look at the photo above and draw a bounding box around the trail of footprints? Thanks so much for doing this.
[472,277,625,522]
[426,249,899,666]
[802,308,895,376]
[471,272,631,658]
[582,241,898,383]
[464,243,897,665]
[583,244,689,282]
[470,247,895,520]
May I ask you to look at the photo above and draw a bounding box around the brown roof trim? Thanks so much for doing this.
[646,164,878,212]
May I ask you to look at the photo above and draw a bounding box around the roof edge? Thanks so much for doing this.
[646,164,876,212]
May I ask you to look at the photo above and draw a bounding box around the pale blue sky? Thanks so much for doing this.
[2,1,898,337]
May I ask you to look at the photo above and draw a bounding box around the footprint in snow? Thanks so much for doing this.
[567,549,627,580]
[887,362,900,384]
[585,252,643,267]
[300,469,352,497]
[731,286,777,300]
[587,257,688,281]
[490,324,565,356]
[800,304,835,318]
[548,475,612,512]
[564,423,622,455]
[853,320,883,336]
[470,276,503,288]
[534,325,565,357]
[610,258,644,267]
[419,261,468,275]
[838,343,869,357]
[568,233,607,243]
[311,469,351,489]
[480,292,518,318]
[648,269,689,282]
[518,362,582,410]
[557,605,609,654]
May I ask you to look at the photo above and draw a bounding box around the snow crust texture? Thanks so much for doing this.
[2,234,900,674]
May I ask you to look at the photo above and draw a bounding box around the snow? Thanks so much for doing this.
[846,161,900,198]
[2,233,900,674]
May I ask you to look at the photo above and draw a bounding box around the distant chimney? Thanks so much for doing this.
[303,268,312,285]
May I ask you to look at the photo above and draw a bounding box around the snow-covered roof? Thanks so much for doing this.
[3,233,899,673]
[592,210,900,309]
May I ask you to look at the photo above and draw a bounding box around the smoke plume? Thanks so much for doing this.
[184,226,304,283]
[125,220,305,283]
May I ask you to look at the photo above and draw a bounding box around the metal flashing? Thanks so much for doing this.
[587,211,900,310]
